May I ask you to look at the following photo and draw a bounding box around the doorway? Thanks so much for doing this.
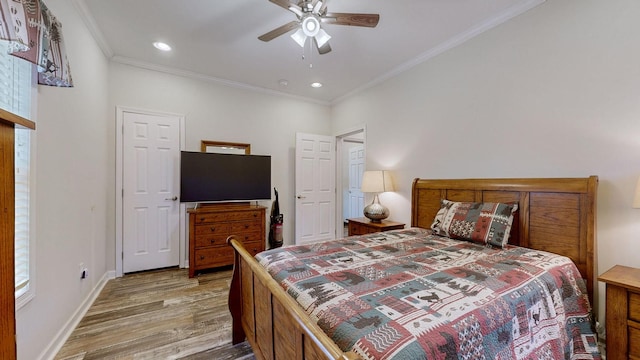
[335,126,366,238]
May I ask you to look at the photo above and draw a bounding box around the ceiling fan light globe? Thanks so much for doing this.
[291,28,307,47]
[315,29,331,48]
[302,16,320,37]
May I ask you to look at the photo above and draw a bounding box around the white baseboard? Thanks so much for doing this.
[38,270,116,360]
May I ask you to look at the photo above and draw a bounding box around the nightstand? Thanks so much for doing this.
[598,265,640,360]
[347,217,405,236]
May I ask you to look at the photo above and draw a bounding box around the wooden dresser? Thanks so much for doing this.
[347,217,405,236]
[188,204,266,278]
[598,265,640,360]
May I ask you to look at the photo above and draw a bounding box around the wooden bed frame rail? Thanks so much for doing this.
[227,176,598,360]
[228,237,359,360]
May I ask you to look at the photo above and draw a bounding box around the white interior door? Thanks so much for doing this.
[346,145,365,220]
[122,111,181,273]
[295,133,336,244]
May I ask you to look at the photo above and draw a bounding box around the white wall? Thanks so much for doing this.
[332,0,640,326]
[15,0,111,359]
[107,62,332,264]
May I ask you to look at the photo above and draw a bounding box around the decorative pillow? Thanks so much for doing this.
[431,199,518,248]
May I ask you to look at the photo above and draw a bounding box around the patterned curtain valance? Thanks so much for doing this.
[0,0,73,87]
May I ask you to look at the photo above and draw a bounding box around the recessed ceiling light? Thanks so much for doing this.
[310,82,322,88]
[153,42,172,51]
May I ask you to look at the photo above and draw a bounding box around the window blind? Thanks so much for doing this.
[0,40,32,298]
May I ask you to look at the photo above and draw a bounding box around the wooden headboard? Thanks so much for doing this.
[411,176,598,309]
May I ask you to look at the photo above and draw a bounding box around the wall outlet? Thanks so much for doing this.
[79,262,88,280]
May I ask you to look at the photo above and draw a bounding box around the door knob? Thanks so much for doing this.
[297,195,306,199]
[165,196,178,201]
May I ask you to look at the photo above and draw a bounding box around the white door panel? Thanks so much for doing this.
[295,133,336,244]
[346,145,365,220]
[123,111,181,273]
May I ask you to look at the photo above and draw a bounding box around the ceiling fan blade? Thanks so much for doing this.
[321,13,380,27]
[258,21,300,42]
[315,38,331,55]
[269,0,293,10]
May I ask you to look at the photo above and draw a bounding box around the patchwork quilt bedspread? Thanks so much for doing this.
[256,228,601,359]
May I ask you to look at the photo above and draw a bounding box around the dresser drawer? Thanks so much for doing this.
[630,291,640,322]
[231,231,264,244]
[194,241,263,269]
[228,210,263,221]
[194,222,231,236]
[630,325,640,358]
[194,247,235,268]
[231,221,263,233]
[348,222,366,235]
[193,212,229,224]
[194,234,230,248]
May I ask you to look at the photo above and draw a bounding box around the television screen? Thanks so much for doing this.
[180,151,271,203]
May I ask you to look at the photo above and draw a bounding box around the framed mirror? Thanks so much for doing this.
[201,140,251,154]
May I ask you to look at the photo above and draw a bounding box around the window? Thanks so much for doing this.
[14,128,30,299]
[0,40,34,304]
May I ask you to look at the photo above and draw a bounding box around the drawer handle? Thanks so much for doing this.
[244,236,249,240]
[210,239,216,244]
[200,255,205,260]
[200,217,205,222]
[210,227,216,232]
[244,225,249,229]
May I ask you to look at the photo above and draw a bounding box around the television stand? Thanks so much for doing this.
[188,203,265,277]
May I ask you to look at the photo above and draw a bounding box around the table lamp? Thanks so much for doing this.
[361,170,395,223]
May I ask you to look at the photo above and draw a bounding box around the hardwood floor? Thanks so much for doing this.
[55,267,254,360]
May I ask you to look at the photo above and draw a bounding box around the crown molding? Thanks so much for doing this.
[332,0,546,105]
[71,0,114,59]
[111,56,331,106]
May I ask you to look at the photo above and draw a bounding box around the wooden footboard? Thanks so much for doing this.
[227,236,360,360]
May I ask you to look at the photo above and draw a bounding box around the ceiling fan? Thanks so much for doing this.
[258,0,380,55]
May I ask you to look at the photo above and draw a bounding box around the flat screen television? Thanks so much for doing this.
[180,151,271,203]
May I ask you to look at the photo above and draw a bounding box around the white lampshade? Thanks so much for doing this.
[361,170,395,193]
[633,176,640,208]
[291,28,307,47]
[315,28,331,48]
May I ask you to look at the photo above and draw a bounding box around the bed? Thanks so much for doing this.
[227,177,600,359]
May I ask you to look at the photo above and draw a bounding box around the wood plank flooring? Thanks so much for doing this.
[55,267,255,360]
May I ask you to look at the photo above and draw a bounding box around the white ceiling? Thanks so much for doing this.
[78,0,544,104]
